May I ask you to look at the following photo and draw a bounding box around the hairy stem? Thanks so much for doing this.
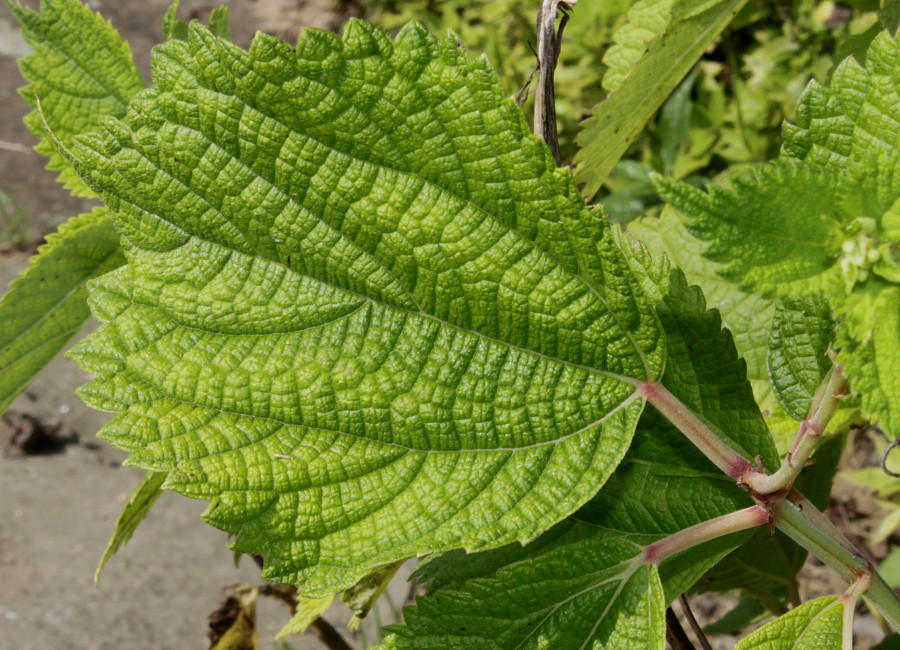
[746,365,848,494]
[640,506,769,565]
[774,495,900,632]
[639,381,753,479]
[642,381,900,632]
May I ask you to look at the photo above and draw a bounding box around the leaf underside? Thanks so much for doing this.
[64,20,664,593]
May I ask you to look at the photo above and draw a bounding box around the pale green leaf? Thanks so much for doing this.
[7,0,145,196]
[276,594,335,639]
[574,0,748,196]
[783,31,900,170]
[837,283,900,433]
[0,208,124,415]
[733,596,843,650]
[652,163,846,299]
[380,537,665,650]
[95,470,167,582]
[63,20,664,594]
[767,296,835,421]
[601,0,676,92]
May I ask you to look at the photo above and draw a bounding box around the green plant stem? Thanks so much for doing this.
[745,365,848,494]
[842,573,872,650]
[639,381,753,480]
[643,379,900,632]
[774,492,900,632]
[640,506,769,565]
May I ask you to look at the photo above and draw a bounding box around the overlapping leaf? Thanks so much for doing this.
[8,0,145,196]
[767,297,835,421]
[654,33,900,434]
[0,208,123,414]
[732,596,843,650]
[574,0,748,196]
[381,536,666,650]
[62,20,664,594]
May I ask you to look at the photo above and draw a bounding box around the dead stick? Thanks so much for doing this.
[533,0,573,165]
[679,594,713,650]
[665,606,696,650]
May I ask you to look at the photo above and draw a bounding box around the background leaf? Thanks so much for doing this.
[7,0,145,196]
[574,0,749,196]
[0,208,123,415]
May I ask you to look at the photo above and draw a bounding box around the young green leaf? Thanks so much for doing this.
[63,20,664,594]
[0,208,124,415]
[380,536,666,650]
[7,0,145,196]
[652,162,846,299]
[767,296,835,421]
[574,0,748,196]
[95,470,167,582]
[276,594,335,640]
[732,596,843,650]
[783,31,900,170]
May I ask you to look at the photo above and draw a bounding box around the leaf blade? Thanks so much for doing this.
[8,0,145,195]
[65,20,664,593]
[0,208,124,414]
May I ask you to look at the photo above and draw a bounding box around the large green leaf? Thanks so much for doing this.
[0,209,124,414]
[8,0,145,196]
[574,0,748,196]
[62,20,664,594]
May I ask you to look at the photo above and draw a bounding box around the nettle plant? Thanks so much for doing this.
[3,0,900,647]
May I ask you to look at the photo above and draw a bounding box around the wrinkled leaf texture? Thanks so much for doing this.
[62,19,665,593]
